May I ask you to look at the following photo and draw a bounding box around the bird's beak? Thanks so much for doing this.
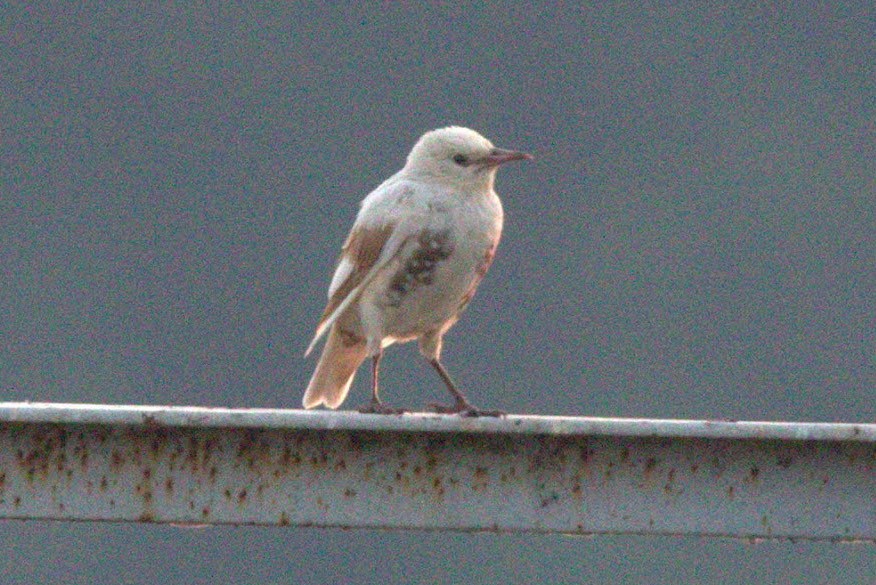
[479,148,533,167]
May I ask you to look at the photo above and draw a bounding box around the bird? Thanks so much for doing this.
[302,126,531,416]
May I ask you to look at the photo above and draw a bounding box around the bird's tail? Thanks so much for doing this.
[303,326,368,409]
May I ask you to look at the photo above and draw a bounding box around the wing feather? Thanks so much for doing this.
[305,181,424,356]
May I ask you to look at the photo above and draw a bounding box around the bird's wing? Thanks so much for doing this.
[305,181,423,356]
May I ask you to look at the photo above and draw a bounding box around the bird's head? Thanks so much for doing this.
[403,126,531,192]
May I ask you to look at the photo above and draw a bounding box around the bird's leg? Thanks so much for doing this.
[427,358,504,417]
[358,349,407,414]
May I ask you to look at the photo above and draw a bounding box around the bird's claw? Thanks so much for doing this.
[427,402,504,418]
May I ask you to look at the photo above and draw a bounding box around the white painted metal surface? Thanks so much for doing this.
[0,403,873,540]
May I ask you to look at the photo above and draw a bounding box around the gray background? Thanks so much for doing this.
[1,3,873,584]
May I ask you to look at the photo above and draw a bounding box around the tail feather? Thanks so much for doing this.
[303,326,368,409]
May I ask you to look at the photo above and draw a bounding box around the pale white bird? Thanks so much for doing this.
[303,126,531,415]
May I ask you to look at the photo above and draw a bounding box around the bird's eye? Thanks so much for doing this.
[452,154,469,166]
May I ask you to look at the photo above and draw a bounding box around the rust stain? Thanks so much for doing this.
[134,467,155,506]
[55,451,67,472]
[89,428,109,445]
[186,436,202,472]
[280,445,302,468]
[663,468,676,493]
[141,414,158,426]
[309,453,328,469]
[148,434,164,457]
[472,466,489,491]
[712,457,721,475]
[279,511,290,526]
[167,444,181,468]
[110,450,125,470]
[431,477,444,499]
[236,430,274,469]
[747,466,760,483]
[16,428,72,483]
[539,492,559,508]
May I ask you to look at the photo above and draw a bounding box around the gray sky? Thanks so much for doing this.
[1,3,873,584]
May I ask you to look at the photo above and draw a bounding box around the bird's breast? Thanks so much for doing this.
[357,190,502,339]
[379,217,499,324]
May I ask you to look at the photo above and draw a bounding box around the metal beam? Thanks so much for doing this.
[0,403,873,540]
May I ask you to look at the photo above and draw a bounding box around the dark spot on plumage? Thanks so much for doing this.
[387,230,454,307]
[337,327,364,346]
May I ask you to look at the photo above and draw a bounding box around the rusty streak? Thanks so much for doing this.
[0,404,871,540]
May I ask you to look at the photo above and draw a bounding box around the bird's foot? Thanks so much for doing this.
[427,401,505,418]
[358,400,408,415]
